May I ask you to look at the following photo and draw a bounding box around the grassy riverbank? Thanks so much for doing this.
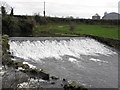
[33,23,119,39]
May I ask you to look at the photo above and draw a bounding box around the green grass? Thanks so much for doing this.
[75,24,119,39]
[33,23,119,39]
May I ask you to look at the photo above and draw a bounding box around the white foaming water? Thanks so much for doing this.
[9,38,116,61]
[68,58,78,63]
[89,58,108,63]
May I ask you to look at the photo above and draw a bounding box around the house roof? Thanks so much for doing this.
[93,13,100,17]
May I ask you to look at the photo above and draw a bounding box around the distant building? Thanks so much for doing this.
[92,13,100,20]
[102,12,120,20]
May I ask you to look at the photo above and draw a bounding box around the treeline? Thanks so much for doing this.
[14,15,119,25]
[46,17,119,25]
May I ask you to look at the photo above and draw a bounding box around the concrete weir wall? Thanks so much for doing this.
[83,34,120,51]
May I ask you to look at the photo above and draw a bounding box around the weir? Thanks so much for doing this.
[9,37,118,88]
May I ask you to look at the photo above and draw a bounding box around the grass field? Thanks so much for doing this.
[33,23,119,40]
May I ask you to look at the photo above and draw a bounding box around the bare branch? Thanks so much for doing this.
[0,1,12,14]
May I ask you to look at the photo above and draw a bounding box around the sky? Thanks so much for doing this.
[0,0,119,19]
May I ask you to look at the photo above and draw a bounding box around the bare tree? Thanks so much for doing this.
[0,1,12,15]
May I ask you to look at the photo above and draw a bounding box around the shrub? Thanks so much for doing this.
[2,15,34,36]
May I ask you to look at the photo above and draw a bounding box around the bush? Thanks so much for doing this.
[2,15,34,36]
[69,24,75,31]
[19,19,33,36]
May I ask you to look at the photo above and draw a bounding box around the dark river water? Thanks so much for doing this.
[9,37,118,88]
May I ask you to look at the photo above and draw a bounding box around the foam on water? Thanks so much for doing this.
[68,58,78,63]
[89,58,108,63]
[9,38,116,61]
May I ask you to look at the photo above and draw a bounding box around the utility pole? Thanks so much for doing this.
[43,1,45,17]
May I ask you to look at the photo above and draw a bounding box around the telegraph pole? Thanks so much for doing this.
[43,1,45,17]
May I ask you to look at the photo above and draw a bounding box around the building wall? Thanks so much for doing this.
[92,16,100,20]
[102,13,120,20]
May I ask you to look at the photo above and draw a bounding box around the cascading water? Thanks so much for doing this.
[9,37,118,88]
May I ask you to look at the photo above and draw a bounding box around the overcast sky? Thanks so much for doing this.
[0,0,119,19]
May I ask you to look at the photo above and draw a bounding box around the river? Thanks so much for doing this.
[8,37,118,88]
